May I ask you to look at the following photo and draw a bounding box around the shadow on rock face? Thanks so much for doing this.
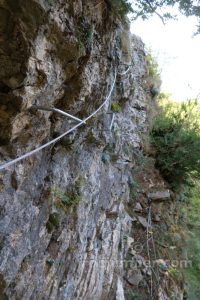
[0,273,8,300]
[0,93,22,146]
[0,0,47,147]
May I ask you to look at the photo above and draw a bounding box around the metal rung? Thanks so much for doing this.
[109,114,115,131]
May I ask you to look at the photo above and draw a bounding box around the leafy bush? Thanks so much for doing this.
[146,50,160,78]
[76,19,94,55]
[52,185,81,207]
[179,182,200,299]
[145,49,161,99]
[151,99,200,188]
[107,0,133,20]
[152,99,200,298]
[111,101,122,112]
[46,213,60,232]
[130,0,200,35]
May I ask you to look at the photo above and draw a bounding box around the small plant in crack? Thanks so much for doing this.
[128,176,140,198]
[111,101,122,113]
[46,212,60,233]
[52,186,81,208]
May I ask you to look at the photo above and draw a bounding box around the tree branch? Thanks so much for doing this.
[145,0,166,25]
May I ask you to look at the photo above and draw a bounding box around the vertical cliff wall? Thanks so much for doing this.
[0,1,183,300]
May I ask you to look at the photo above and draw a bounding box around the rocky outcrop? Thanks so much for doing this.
[148,190,171,201]
[0,1,183,300]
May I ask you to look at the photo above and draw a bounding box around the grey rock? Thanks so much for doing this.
[134,202,143,212]
[154,214,161,222]
[137,216,150,229]
[126,236,135,249]
[134,254,146,267]
[116,277,125,300]
[126,269,143,286]
[148,190,171,201]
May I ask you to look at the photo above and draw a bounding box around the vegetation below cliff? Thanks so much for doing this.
[151,97,200,189]
[150,95,200,299]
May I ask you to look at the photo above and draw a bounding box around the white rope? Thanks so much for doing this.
[118,66,131,76]
[53,108,85,123]
[35,106,85,123]
[0,70,117,171]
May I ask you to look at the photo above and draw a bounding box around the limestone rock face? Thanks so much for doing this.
[0,1,174,300]
[148,191,171,201]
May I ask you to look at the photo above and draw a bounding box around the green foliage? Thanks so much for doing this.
[179,182,200,299]
[52,184,81,208]
[101,144,119,164]
[125,289,140,299]
[130,0,200,34]
[58,191,80,206]
[168,266,182,281]
[74,176,86,191]
[133,150,154,174]
[46,0,54,5]
[46,258,55,267]
[145,49,161,98]
[146,51,160,78]
[46,213,60,232]
[185,231,200,299]
[101,151,119,164]
[110,153,119,163]
[128,176,140,198]
[151,99,200,188]
[108,0,133,20]
[111,101,122,112]
[158,92,171,101]
[76,19,94,55]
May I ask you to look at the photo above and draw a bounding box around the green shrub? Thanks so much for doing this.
[46,0,54,5]
[76,18,94,55]
[46,258,55,267]
[146,51,160,78]
[111,101,122,112]
[52,186,81,207]
[151,99,200,188]
[125,289,140,299]
[179,182,200,299]
[128,176,139,198]
[108,0,133,20]
[145,49,161,99]
[46,213,60,232]
[101,144,119,164]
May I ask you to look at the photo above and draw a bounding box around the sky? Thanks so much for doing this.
[130,12,200,101]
